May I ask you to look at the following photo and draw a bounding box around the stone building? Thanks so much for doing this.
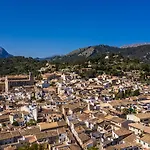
[5,72,34,93]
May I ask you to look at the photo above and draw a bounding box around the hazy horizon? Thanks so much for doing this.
[1,0,150,57]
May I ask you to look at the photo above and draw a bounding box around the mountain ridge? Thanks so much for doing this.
[46,44,150,63]
[1,43,150,62]
[0,47,13,58]
[120,43,150,48]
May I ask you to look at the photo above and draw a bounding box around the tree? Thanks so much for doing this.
[36,74,42,80]
[30,143,39,150]
[31,92,36,100]
[122,107,136,115]
[133,89,140,96]
[17,143,45,150]
[27,119,37,126]
[115,91,124,99]
[12,121,19,126]
[88,147,99,150]
[122,108,130,115]
[0,56,47,76]
[2,123,6,127]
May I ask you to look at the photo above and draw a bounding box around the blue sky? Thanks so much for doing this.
[0,0,150,57]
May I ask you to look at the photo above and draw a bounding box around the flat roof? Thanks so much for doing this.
[39,122,58,131]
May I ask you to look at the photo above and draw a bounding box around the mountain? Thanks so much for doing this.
[120,43,150,48]
[49,44,150,63]
[67,45,119,58]
[0,47,12,58]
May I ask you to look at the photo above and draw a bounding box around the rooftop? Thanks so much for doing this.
[78,133,90,144]
[140,134,150,144]
[39,121,67,131]
[135,113,150,119]
[110,116,126,124]
[113,128,132,137]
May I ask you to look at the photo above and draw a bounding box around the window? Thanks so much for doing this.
[138,140,141,143]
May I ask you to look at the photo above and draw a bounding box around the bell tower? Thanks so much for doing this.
[29,72,34,84]
[5,76,9,93]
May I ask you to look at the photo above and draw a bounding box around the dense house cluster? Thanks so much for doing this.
[1,70,150,150]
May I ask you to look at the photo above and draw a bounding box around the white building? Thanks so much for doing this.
[20,105,38,121]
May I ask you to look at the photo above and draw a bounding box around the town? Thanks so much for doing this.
[0,60,150,150]
[1,0,150,149]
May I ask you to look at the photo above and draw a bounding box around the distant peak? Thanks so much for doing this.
[0,46,5,50]
[121,43,150,48]
[0,46,12,58]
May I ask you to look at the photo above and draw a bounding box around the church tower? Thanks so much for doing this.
[29,72,34,84]
[5,76,9,93]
